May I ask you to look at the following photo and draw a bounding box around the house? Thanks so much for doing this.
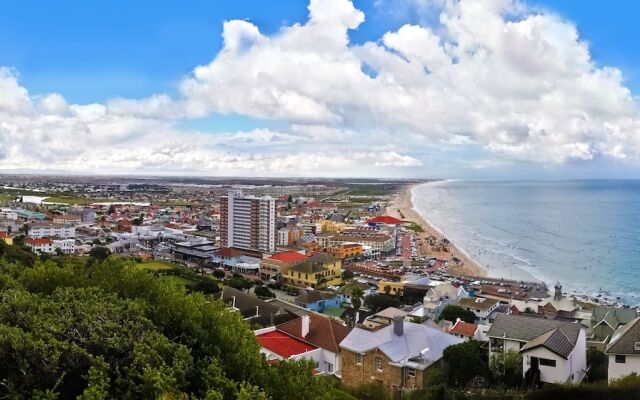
[52,214,82,225]
[365,216,404,227]
[449,319,482,341]
[589,307,639,350]
[256,314,351,376]
[336,282,375,305]
[457,297,500,324]
[487,314,587,384]
[220,287,298,327]
[0,231,13,245]
[340,317,463,394]
[259,251,307,281]
[294,290,343,312]
[326,243,363,260]
[362,307,409,330]
[282,253,342,289]
[26,238,54,253]
[423,283,469,319]
[605,316,640,381]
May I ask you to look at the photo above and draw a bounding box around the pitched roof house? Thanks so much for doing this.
[255,313,351,376]
[487,314,587,384]
[340,317,463,394]
[605,316,640,381]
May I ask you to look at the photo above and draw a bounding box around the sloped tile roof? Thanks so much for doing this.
[277,313,351,354]
[487,314,581,345]
[606,317,640,355]
[520,328,575,359]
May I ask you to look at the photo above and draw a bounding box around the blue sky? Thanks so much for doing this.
[1,0,639,178]
[3,1,638,104]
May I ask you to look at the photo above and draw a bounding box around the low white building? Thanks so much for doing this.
[28,222,76,239]
[423,283,469,318]
[488,314,587,384]
[26,238,76,254]
[457,296,500,324]
[605,317,640,381]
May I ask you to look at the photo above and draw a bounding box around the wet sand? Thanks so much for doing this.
[386,184,486,278]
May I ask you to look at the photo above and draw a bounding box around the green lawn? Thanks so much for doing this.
[159,275,195,287]
[135,260,177,271]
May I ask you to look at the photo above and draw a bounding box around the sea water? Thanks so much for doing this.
[412,180,640,306]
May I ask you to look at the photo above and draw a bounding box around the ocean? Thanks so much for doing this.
[412,180,640,306]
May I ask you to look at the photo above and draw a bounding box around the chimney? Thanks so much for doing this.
[393,316,404,336]
[301,315,310,338]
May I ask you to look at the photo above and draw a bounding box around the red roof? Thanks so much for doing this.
[256,331,317,358]
[276,314,352,354]
[366,215,404,225]
[450,320,478,337]
[0,232,9,238]
[26,238,52,246]
[269,251,307,263]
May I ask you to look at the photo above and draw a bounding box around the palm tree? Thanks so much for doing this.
[351,287,364,326]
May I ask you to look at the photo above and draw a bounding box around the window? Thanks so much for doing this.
[327,362,333,373]
[315,361,319,369]
[355,354,363,365]
[407,368,416,378]
[539,358,556,367]
[615,355,626,364]
[375,357,384,372]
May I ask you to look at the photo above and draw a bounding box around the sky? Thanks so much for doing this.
[1,0,640,178]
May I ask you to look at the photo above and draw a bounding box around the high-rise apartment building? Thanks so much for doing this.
[220,192,276,253]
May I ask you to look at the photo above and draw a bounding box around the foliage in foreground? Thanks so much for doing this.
[0,256,354,399]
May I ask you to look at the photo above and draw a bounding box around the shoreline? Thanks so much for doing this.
[386,183,487,278]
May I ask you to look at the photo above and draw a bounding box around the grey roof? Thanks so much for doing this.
[520,328,575,359]
[295,290,337,304]
[593,307,638,330]
[487,314,581,345]
[340,322,463,368]
[289,253,337,273]
[605,317,640,355]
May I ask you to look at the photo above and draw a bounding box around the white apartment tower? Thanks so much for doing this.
[220,192,275,253]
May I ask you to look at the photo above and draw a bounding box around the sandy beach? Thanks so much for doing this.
[386,184,486,278]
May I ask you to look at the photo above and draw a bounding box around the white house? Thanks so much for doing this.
[255,314,351,377]
[457,296,500,324]
[26,238,75,254]
[488,314,587,384]
[605,316,640,381]
[423,283,469,318]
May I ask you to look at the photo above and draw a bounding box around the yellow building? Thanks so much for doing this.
[320,220,346,233]
[327,243,363,260]
[283,253,343,289]
[0,232,12,245]
[377,280,405,296]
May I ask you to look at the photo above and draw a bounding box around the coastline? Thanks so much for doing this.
[386,183,487,278]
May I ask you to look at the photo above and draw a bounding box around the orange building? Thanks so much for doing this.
[326,243,363,260]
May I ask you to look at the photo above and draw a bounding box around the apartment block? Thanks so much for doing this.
[220,192,276,253]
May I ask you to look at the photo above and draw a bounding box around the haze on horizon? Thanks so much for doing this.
[1,0,640,179]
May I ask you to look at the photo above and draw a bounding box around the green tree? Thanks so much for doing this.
[442,340,490,388]
[439,304,476,323]
[254,285,275,298]
[586,348,608,382]
[364,294,401,313]
[490,350,523,387]
[342,269,354,280]
[89,246,111,260]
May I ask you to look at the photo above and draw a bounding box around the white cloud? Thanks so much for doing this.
[1,0,640,176]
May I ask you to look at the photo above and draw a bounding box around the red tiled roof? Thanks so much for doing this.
[26,238,52,246]
[257,331,317,358]
[450,320,478,337]
[269,251,307,263]
[0,232,9,238]
[276,314,352,354]
[366,215,404,225]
